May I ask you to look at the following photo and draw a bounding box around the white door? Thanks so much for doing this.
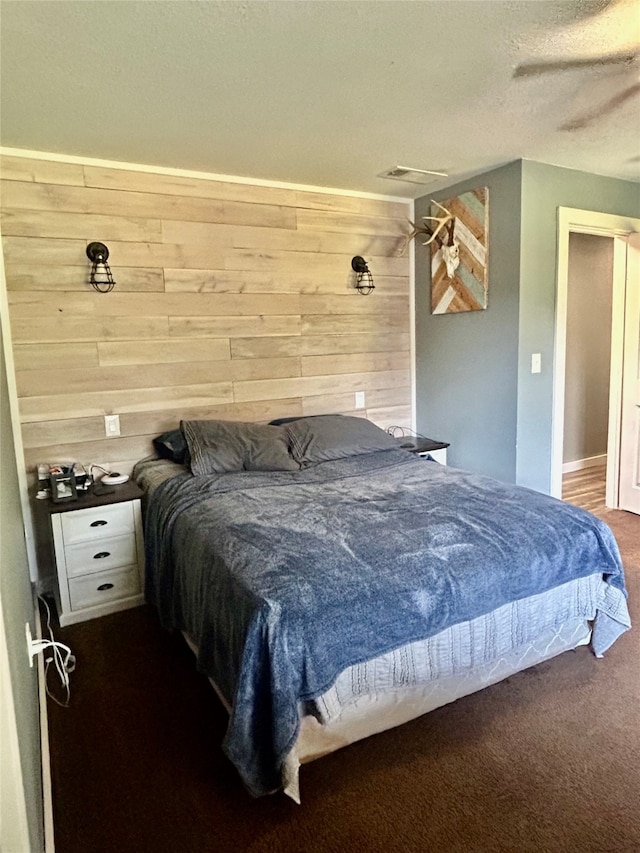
[618,232,640,514]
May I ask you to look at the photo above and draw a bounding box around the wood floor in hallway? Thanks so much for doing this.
[562,463,607,514]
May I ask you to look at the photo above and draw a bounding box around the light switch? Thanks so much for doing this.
[355,391,366,409]
[531,353,542,374]
[104,414,121,437]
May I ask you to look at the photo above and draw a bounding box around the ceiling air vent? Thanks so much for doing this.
[378,165,448,185]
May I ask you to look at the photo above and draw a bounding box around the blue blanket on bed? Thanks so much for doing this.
[142,450,629,797]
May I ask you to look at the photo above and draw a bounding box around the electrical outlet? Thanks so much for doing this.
[26,622,34,667]
[355,391,366,409]
[104,414,120,437]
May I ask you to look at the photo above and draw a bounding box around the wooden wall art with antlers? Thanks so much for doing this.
[401,187,489,314]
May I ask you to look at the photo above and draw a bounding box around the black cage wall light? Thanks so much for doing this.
[351,256,375,295]
[86,242,116,293]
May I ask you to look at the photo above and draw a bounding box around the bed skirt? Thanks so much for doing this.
[182,571,612,803]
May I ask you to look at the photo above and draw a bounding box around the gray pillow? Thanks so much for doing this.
[286,415,398,465]
[181,420,300,475]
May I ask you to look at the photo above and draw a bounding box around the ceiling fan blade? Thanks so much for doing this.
[513,51,638,77]
[559,81,640,130]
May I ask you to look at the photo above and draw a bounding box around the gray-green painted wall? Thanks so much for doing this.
[516,160,640,493]
[415,160,640,492]
[415,160,522,482]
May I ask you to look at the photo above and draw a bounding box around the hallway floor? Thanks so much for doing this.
[562,464,607,514]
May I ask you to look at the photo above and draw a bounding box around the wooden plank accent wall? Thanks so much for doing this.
[1,155,411,479]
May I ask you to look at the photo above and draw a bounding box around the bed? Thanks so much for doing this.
[133,415,631,802]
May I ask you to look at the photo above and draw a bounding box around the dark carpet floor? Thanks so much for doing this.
[47,509,640,853]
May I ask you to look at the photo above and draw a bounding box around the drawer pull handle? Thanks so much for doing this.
[90,520,108,527]
[97,583,114,591]
[93,552,110,559]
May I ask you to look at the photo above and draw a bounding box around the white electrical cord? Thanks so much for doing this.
[386,425,427,439]
[35,596,75,707]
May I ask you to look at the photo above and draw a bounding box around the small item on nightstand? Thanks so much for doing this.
[36,463,50,499]
[101,472,130,485]
[49,466,78,503]
[72,463,91,492]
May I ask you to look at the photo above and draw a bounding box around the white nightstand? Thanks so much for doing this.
[39,482,145,626]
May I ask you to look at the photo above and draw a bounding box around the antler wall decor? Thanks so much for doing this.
[399,200,461,280]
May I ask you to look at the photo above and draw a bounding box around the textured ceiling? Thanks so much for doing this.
[1,0,639,197]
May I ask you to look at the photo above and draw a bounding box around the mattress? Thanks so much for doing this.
[185,568,596,803]
[134,452,630,799]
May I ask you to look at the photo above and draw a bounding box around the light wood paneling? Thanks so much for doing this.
[169,315,301,338]
[233,370,409,404]
[0,155,85,185]
[227,223,403,256]
[19,383,234,422]
[294,190,408,218]
[230,333,410,360]
[300,393,361,415]
[4,265,165,292]
[160,220,234,245]
[83,164,298,207]
[8,292,301,318]
[16,361,235,397]
[1,155,411,475]
[300,333,410,356]
[97,338,230,366]
[1,209,163,242]
[0,180,297,229]
[302,314,408,335]
[22,417,106,448]
[10,316,170,344]
[23,435,156,473]
[2,236,89,266]
[228,357,300,382]
[224,249,407,277]
[367,405,413,426]
[301,352,410,376]
[13,343,99,371]
[164,268,410,295]
[120,399,304,437]
[230,336,302,359]
[300,293,409,316]
[296,209,407,237]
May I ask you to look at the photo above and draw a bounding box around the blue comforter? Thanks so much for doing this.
[142,450,629,797]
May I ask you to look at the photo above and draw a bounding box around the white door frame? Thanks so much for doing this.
[552,208,640,502]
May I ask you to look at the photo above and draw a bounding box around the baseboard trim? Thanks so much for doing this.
[562,454,607,474]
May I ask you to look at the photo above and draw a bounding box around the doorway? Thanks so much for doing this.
[561,233,613,511]
[552,208,640,509]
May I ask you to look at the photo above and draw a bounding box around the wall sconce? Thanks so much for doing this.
[86,242,116,293]
[351,256,375,295]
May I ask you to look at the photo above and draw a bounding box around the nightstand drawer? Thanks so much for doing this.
[61,502,135,544]
[41,481,145,625]
[64,534,138,578]
[68,565,141,611]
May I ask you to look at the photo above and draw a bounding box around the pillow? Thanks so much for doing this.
[285,415,398,465]
[181,419,300,475]
[152,428,190,465]
[269,413,341,426]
